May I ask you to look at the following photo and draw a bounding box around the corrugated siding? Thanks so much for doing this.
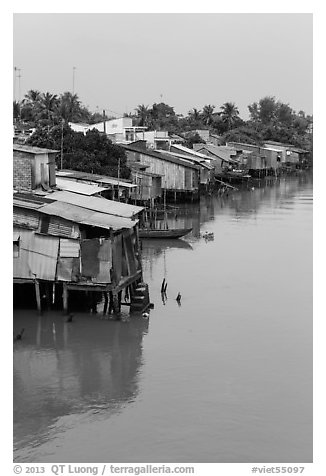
[48,217,73,237]
[47,191,143,218]
[40,201,137,231]
[59,238,80,257]
[13,208,40,229]
[13,227,59,280]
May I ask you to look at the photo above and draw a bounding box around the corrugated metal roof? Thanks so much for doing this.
[13,144,59,154]
[45,191,143,218]
[40,201,137,230]
[56,178,108,196]
[157,150,214,170]
[195,144,238,163]
[56,170,137,188]
[122,144,200,170]
[170,144,210,160]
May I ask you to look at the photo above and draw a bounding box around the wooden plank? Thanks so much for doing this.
[115,270,142,293]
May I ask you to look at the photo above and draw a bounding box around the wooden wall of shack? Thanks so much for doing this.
[13,206,141,289]
[125,149,199,192]
[130,170,162,202]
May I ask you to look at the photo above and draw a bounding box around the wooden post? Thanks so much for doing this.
[45,283,51,310]
[103,292,109,315]
[35,280,41,314]
[112,291,120,317]
[63,282,68,315]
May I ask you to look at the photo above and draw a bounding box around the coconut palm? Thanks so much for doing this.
[23,89,42,105]
[188,108,202,123]
[201,104,215,126]
[59,92,82,122]
[220,102,239,131]
[136,104,150,126]
[39,92,59,122]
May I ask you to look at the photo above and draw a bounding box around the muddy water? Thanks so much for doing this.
[13,173,312,463]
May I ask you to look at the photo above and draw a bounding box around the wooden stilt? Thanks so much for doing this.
[45,283,51,310]
[91,292,98,314]
[103,292,109,315]
[112,291,120,317]
[63,282,68,315]
[35,280,41,314]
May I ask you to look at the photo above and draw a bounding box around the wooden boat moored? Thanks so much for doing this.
[138,228,192,239]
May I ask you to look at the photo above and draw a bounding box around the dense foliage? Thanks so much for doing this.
[26,126,130,179]
[15,90,313,159]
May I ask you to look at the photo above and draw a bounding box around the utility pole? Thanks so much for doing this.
[17,68,22,103]
[117,157,120,202]
[14,67,17,102]
[103,110,106,134]
[61,120,64,170]
[72,66,76,94]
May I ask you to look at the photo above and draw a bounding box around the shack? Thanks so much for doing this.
[13,192,147,315]
[156,149,214,188]
[13,144,148,315]
[122,142,200,202]
[56,169,137,202]
[192,144,239,174]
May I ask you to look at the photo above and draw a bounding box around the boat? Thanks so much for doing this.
[138,228,192,239]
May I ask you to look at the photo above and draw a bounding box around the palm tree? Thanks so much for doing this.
[21,90,43,122]
[59,92,82,122]
[23,89,42,105]
[136,104,150,126]
[39,92,59,123]
[201,104,215,126]
[220,102,240,131]
[188,108,202,124]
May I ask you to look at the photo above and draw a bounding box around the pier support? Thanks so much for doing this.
[63,282,69,315]
[103,292,109,315]
[35,280,41,314]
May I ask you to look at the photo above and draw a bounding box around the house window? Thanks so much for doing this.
[13,234,20,258]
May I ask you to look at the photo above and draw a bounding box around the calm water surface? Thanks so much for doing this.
[13,174,313,463]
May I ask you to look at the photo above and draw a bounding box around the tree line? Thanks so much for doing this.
[14,90,313,178]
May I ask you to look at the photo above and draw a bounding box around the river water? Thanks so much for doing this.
[13,173,313,463]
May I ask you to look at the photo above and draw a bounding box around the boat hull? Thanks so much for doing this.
[138,228,192,239]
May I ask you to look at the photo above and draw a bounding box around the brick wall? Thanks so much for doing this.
[13,152,33,191]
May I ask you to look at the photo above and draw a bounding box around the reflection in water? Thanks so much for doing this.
[14,173,312,463]
[14,313,148,460]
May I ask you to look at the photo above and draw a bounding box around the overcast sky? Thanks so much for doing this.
[13,13,312,119]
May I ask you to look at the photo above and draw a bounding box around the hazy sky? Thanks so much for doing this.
[13,13,312,119]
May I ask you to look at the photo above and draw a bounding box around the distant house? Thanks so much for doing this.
[192,143,238,173]
[226,141,286,170]
[208,133,224,146]
[91,117,147,144]
[68,122,93,135]
[263,141,308,165]
[133,130,186,150]
[122,142,200,200]
[161,146,215,186]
